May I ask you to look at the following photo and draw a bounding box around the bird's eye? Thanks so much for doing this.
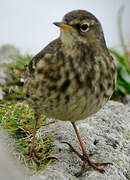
[80,23,89,32]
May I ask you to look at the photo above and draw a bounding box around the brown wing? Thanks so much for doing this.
[28,38,61,74]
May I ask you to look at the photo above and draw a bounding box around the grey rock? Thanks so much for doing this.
[0,44,20,99]
[0,130,29,180]
[125,95,130,106]
[30,101,130,180]
[0,44,20,62]
[0,88,4,99]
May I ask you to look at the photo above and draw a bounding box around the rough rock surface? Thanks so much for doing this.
[0,131,28,180]
[0,44,20,99]
[31,101,130,180]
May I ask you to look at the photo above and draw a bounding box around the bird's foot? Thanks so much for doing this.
[62,142,112,174]
[83,157,112,174]
[30,148,42,165]
[30,148,57,166]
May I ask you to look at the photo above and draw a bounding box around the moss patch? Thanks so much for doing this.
[0,99,55,174]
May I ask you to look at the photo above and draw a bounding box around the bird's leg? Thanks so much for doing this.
[30,113,57,165]
[64,122,112,173]
[30,113,42,165]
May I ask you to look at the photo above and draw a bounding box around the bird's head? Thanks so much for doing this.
[54,10,105,46]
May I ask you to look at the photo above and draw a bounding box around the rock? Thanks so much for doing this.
[0,130,29,180]
[30,101,130,180]
[0,88,4,99]
[0,44,20,99]
[0,44,20,62]
[125,95,130,106]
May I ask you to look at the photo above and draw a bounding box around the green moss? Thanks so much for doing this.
[0,99,55,174]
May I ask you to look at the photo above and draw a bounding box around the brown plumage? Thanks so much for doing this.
[24,10,117,174]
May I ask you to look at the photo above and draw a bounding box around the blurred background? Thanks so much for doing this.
[0,0,130,54]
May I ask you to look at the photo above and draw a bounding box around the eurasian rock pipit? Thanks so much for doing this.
[24,10,117,173]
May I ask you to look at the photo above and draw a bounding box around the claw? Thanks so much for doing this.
[93,162,113,166]
[61,141,112,174]
[30,149,41,165]
[45,156,58,161]
[61,141,83,159]
[30,148,57,165]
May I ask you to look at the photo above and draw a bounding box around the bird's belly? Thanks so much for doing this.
[46,96,106,121]
[25,59,116,122]
[31,84,113,122]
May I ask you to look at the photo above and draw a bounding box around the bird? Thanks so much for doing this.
[24,10,117,174]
